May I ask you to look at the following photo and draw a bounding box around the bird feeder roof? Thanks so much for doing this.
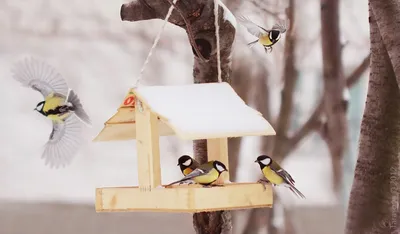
[94,82,275,141]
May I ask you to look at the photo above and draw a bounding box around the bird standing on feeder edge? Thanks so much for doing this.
[166,160,228,188]
[237,15,287,53]
[255,155,306,199]
[11,57,91,169]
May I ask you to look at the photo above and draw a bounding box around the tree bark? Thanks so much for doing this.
[369,0,400,84]
[320,0,348,196]
[345,5,400,234]
[120,1,236,233]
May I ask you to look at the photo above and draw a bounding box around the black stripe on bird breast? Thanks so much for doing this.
[45,105,74,116]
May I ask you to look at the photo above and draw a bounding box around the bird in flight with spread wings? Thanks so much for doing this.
[237,15,288,53]
[11,57,91,168]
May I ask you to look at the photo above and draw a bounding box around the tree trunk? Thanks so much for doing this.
[345,4,400,234]
[320,0,348,196]
[120,1,236,233]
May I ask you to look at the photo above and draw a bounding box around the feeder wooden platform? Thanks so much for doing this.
[94,82,276,213]
[96,183,272,213]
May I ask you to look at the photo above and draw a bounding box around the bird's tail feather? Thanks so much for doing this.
[289,184,306,199]
[166,177,193,187]
[248,39,259,48]
[67,89,91,126]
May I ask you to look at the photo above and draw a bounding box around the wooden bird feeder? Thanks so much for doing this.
[94,82,276,213]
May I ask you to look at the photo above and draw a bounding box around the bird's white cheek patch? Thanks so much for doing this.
[261,158,271,165]
[182,159,191,166]
[216,164,225,172]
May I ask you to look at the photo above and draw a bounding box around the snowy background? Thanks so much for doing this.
[0,0,370,233]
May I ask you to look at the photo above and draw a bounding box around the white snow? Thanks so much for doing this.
[134,82,275,140]
[219,0,237,29]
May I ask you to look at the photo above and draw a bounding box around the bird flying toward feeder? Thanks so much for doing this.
[255,155,305,199]
[177,155,200,176]
[167,160,228,187]
[237,15,287,53]
[11,57,91,168]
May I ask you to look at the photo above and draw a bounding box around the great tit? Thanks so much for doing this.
[237,15,287,53]
[167,160,228,187]
[177,155,200,176]
[255,155,305,199]
[11,57,91,168]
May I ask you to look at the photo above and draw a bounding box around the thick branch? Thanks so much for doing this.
[369,0,400,84]
[345,7,400,233]
[320,0,347,194]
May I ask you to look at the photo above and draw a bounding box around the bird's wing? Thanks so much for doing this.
[269,161,296,185]
[42,114,83,168]
[271,20,288,34]
[236,15,269,37]
[167,166,212,186]
[11,57,69,98]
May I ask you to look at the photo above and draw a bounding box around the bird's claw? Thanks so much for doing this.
[257,179,271,191]
[264,46,273,53]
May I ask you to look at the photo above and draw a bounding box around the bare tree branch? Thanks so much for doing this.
[271,0,298,161]
[249,0,284,20]
[162,0,207,62]
[284,53,370,156]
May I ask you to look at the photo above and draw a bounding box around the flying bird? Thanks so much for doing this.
[11,57,91,168]
[237,15,287,53]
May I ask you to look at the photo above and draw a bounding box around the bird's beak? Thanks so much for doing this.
[176,163,179,166]
[254,160,258,163]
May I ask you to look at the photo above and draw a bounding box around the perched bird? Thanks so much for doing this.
[167,160,228,187]
[255,155,305,199]
[11,57,91,168]
[237,15,287,53]
[177,155,200,176]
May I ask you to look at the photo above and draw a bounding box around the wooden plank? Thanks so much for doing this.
[135,99,162,190]
[207,138,229,183]
[95,183,273,213]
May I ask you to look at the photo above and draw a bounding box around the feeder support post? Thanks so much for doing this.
[135,98,162,190]
[207,138,230,182]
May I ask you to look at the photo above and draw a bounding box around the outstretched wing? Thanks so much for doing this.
[42,114,83,168]
[11,57,69,98]
[271,19,288,34]
[236,15,269,38]
[269,161,295,185]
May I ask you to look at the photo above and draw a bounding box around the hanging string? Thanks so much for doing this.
[214,0,222,83]
[132,0,178,88]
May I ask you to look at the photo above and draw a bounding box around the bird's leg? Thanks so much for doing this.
[264,46,272,53]
[257,178,271,191]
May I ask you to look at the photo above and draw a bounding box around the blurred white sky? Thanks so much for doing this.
[0,0,369,208]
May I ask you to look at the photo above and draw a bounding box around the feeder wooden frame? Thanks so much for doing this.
[94,83,276,213]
